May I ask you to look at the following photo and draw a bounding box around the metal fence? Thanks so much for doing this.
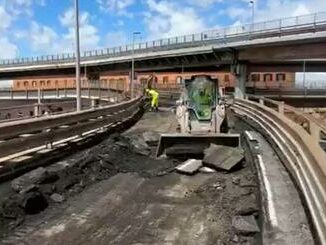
[0,12,325,67]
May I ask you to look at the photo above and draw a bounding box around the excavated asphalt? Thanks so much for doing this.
[0,109,260,245]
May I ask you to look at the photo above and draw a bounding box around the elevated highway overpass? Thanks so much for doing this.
[0,12,326,81]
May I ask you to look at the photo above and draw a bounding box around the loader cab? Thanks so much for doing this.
[184,75,219,121]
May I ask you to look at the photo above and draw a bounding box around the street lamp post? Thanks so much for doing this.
[131,32,141,99]
[74,0,81,112]
[250,0,255,33]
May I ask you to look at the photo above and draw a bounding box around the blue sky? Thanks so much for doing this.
[0,0,325,59]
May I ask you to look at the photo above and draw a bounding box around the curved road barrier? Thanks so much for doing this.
[0,97,143,161]
[232,98,326,245]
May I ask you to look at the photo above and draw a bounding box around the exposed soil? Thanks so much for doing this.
[0,110,261,245]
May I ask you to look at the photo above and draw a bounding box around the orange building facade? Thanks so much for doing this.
[247,72,295,88]
[12,72,295,91]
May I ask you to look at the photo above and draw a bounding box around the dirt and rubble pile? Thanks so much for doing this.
[0,133,178,228]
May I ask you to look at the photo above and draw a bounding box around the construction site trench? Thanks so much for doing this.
[0,108,314,245]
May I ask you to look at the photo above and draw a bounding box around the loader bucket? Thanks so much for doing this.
[156,133,240,158]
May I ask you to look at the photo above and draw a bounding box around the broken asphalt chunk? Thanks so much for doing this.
[143,131,160,146]
[232,215,260,235]
[175,159,202,175]
[11,167,56,193]
[203,144,244,171]
[199,166,216,174]
[50,193,65,203]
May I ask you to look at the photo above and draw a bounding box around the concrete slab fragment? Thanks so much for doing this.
[175,159,202,175]
[232,215,260,235]
[203,144,244,171]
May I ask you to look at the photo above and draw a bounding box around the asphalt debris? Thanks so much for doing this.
[232,215,260,235]
[0,133,179,230]
[203,144,244,171]
[175,159,202,175]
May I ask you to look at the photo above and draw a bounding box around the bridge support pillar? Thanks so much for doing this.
[232,63,247,99]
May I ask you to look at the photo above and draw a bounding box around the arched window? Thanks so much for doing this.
[264,74,273,82]
[24,81,28,87]
[224,74,230,82]
[251,74,261,82]
[47,80,51,86]
[40,80,45,86]
[163,76,169,84]
[32,81,37,87]
[176,76,182,84]
[276,73,286,81]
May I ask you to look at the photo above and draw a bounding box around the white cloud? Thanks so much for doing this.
[189,0,223,8]
[222,0,326,25]
[144,0,206,39]
[4,0,45,16]
[0,37,18,59]
[59,8,100,51]
[0,80,13,88]
[105,31,128,46]
[14,8,100,55]
[296,73,326,88]
[0,6,12,31]
[96,0,134,16]
[29,21,59,51]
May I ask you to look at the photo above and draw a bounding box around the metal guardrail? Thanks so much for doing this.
[0,100,78,122]
[0,87,125,101]
[246,87,326,96]
[246,95,326,141]
[0,97,143,160]
[0,12,326,67]
[232,98,326,245]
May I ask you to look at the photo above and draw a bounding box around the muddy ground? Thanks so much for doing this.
[0,109,260,245]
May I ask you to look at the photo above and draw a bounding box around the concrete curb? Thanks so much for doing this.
[243,130,314,245]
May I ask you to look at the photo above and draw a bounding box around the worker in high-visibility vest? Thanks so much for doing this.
[146,88,159,111]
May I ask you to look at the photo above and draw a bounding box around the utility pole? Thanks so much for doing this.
[75,0,81,111]
[131,32,141,99]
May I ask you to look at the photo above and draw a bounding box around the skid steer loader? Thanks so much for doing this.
[156,75,240,157]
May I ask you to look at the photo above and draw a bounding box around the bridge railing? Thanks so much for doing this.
[245,95,326,143]
[0,87,127,122]
[0,12,326,67]
[232,97,326,245]
[0,97,143,160]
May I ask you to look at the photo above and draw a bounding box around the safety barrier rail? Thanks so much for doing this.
[0,100,78,122]
[246,95,326,142]
[0,97,143,160]
[232,98,326,245]
[0,87,125,101]
[0,12,326,67]
[246,87,326,97]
